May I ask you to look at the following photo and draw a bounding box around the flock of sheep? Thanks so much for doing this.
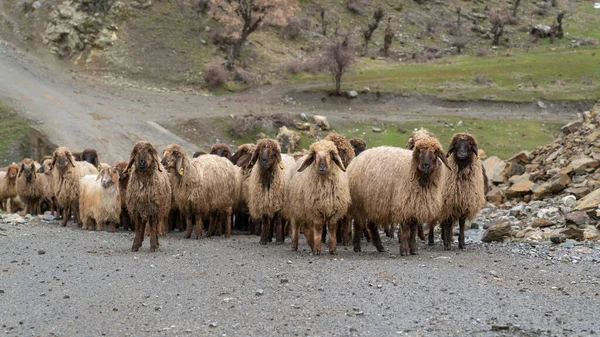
[0,129,487,255]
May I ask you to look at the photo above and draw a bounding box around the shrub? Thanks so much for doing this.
[282,17,304,40]
[203,59,228,87]
[475,47,489,57]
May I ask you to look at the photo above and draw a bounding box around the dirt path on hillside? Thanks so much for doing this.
[0,39,579,162]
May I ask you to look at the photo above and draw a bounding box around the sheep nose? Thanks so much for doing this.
[318,162,327,174]
[138,159,147,168]
[261,157,269,168]
[421,162,431,172]
[160,158,167,167]
[457,150,469,159]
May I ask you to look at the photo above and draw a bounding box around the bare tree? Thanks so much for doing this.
[383,17,393,57]
[209,0,299,68]
[512,0,521,18]
[456,6,462,31]
[362,8,384,56]
[320,8,328,36]
[490,11,506,46]
[325,37,354,96]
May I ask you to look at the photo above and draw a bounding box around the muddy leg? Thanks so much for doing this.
[327,220,337,255]
[353,221,363,252]
[62,207,69,226]
[291,219,299,251]
[321,224,327,244]
[417,222,425,241]
[260,217,269,245]
[458,218,466,249]
[312,222,323,255]
[109,221,117,233]
[442,219,453,250]
[275,216,284,244]
[225,210,232,238]
[150,217,159,252]
[428,223,436,246]
[132,217,144,252]
[367,221,385,252]
[193,214,203,239]
[184,215,193,238]
[305,226,315,251]
[399,222,409,256]
[409,220,418,255]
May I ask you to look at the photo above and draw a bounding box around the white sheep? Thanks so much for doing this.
[79,167,121,232]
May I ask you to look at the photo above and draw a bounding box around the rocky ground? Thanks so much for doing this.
[1,212,599,337]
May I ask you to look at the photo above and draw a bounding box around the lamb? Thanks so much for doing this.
[114,161,132,230]
[16,158,43,215]
[287,140,350,255]
[349,137,367,156]
[210,143,232,159]
[126,141,171,252]
[0,163,19,212]
[161,144,236,238]
[52,147,82,226]
[230,143,256,232]
[79,167,121,232]
[433,133,487,250]
[347,136,450,256]
[37,156,57,216]
[246,138,289,244]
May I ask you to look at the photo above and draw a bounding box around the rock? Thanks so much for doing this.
[537,207,559,218]
[557,225,585,241]
[532,173,571,200]
[583,225,600,240]
[574,188,600,212]
[361,87,370,94]
[537,100,547,109]
[586,131,600,142]
[481,222,511,243]
[564,186,591,199]
[295,122,312,131]
[561,195,577,207]
[550,232,566,244]
[531,218,552,228]
[255,289,264,296]
[561,240,575,249]
[372,127,383,133]
[299,113,308,122]
[565,211,590,227]
[536,1,551,9]
[570,156,599,174]
[348,90,358,98]
[276,126,301,154]
[561,121,583,135]
[313,115,330,131]
[507,151,531,164]
[38,250,46,255]
[255,132,266,140]
[486,186,504,203]
[505,174,534,198]
[483,156,508,184]
[32,1,42,9]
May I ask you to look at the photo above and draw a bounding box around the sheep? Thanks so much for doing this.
[246,138,288,244]
[72,152,82,161]
[210,143,232,159]
[192,151,207,158]
[0,163,19,212]
[79,167,121,232]
[433,133,487,250]
[80,148,100,168]
[349,137,367,157]
[230,143,256,231]
[114,161,132,231]
[126,141,171,252]
[347,136,451,256]
[161,144,236,239]
[52,147,82,226]
[16,158,43,215]
[76,161,99,177]
[37,156,57,216]
[287,140,350,255]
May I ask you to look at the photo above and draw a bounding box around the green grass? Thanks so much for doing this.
[0,102,30,166]
[289,47,600,102]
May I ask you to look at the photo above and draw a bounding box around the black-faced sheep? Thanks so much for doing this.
[349,137,367,156]
[287,140,350,255]
[16,158,43,215]
[246,138,288,244]
[347,136,450,256]
[52,147,82,226]
[0,163,19,212]
[433,133,487,250]
[79,167,121,232]
[161,144,236,238]
[209,143,232,159]
[126,141,172,252]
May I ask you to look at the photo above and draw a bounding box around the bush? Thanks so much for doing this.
[229,114,294,138]
[192,0,209,14]
[475,47,490,57]
[203,59,228,87]
[285,57,328,74]
[282,17,305,40]
[209,27,233,51]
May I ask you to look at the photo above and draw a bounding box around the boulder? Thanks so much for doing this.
[505,174,534,198]
[507,151,532,164]
[276,126,301,154]
[564,186,591,199]
[483,156,508,184]
[313,115,330,131]
[532,173,571,200]
[565,211,590,227]
[531,218,553,228]
[561,195,577,208]
[574,188,600,212]
[348,90,358,98]
[550,225,584,242]
[486,186,504,203]
[583,225,600,241]
[481,222,511,243]
[561,121,583,135]
[570,156,599,174]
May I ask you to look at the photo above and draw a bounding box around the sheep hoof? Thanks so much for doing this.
[292,245,298,251]
[275,240,284,245]
[184,233,192,239]
[329,250,337,255]
[353,246,361,252]
[313,250,321,256]
[458,244,465,250]
[410,251,418,255]
[259,240,267,245]
[376,246,386,253]
[131,246,140,252]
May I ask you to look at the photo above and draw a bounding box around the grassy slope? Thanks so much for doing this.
[0,102,30,166]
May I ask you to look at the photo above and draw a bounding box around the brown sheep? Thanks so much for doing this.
[81,148,100,168]
[37,156,57,216]
[16,158,43,215]
[209,143,232,159]
[126,142,172,252]
[72,152,82,161]
[349,137,367,156]
[114,161,132,230]
[161,144,236,238]
[246,138,287,244]
[192,151,207,158]
[347,136,451,256]
[231,143,256,232]
[433,133,487,250]
[287,140,351,255]
[0,163,19,212]
[52,147,82,226]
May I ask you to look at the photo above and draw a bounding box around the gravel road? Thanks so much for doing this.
[1,215,599,337]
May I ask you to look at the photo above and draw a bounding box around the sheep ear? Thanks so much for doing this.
[236,152,253,168]
[471,143,479,158]
[406,137,414,150]
[68,154,76,167]
[31,164,37,178]
[247,150,259,169]
[331,152,346,172]
[18,164,24,177]
[437,150,452,171]
[96,174,101,181]
[446,138,456,158]
[175,156,184,175]
[52,156,57,168]
[152,150,162,172]
[125,151,136,173]
[297,153,315,172]
[111,171,119,184]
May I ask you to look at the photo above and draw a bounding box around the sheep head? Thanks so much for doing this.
[18,158,37,182]
[325,133,355,167]
[114,161,130,181]
[407,128,436,150]
[126,141,162,173]
[298,140,346,175]
[161,144,187,176]
[210,143,232,159]
[249,139,282,170]
[6,163,19,180]
[52,147,76,172]
[447,133,479,169]
[38,156,53,175]
[349,137,367,156]
[96,167,119,188]
[231,143,256,168]
[412,138,450,186]
[72,152,82,161]
[82,148,100,168]
[192,151,207,158]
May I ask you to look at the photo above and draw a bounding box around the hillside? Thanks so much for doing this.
[1,0,598,100]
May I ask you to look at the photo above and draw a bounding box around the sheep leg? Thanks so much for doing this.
[398,222,410,256]
[274,216,284,244]
[96,220,104,232]
[441,219,453,250]
[61,207,69,226]
[409,220,418,255]
[259,216,269,245]
[109,221,117,233]
[367,221,385,252]
[207,214,216,237]
[353,221,363,252]
[291,219,299,251]
[327,220,338,255]
[312,222,323,256]
[215,213,223,236]
[149,217,159,252]
[321,224,327,244]
[417,223,425,241]
[225,210,232,238]
[428,223,435,246]
[458,218,466,249]
[184,215,193,239]
[193,214,203,239]
[132,217,144,252]
[305,226,315,251]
